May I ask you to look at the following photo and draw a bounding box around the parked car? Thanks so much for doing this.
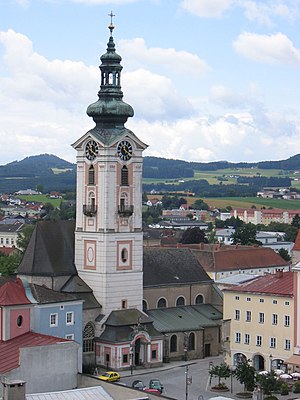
[149,378,164,393]
[98,371,120,382]
[132,380,146,390]
[145,388,161,395]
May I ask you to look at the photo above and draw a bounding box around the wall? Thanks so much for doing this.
[0,342,79,397]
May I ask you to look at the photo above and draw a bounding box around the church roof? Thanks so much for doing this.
[17,220,77,277]
[147,304,223,333]
[99,309,162,343]
[29,284,80,304]
[143,247,212,287]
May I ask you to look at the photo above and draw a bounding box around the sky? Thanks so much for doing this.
[0,0,300,165]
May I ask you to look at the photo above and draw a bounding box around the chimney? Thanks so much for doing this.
[2,380,26,400]
[275,269,283,278]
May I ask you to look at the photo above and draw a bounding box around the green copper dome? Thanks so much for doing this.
[87,22,134,128]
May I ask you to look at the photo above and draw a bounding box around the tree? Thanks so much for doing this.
[234,360,256,392]
[17,225,35,253]
[180,227,208,244]
[193,198,209,210]
[278,248,291,262]
[292,214,300,229]
[209,363,231,386]
[231,223,260,246]
[0,253,21,276]
[256,370,281,395]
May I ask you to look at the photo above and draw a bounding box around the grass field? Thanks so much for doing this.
[18,195,62,208]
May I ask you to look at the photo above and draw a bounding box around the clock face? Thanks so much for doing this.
[117,140,133,161]
[85,140,99,160]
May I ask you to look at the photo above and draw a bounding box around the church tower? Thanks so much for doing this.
[72,16,147,317]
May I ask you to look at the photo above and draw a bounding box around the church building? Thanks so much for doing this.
[17,18,163,371]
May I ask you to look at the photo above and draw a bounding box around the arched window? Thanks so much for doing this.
[121,166,129,186]
[157,298,167,308]
[195,294,204,304]
[143,300,148,311]
[121,248,128,263]
[170,334,177,352]
[188,332,195,351]
[88,165,95,185]
[176,296,185,306]
[83,322,95,353]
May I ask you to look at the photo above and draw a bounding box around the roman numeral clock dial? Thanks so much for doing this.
[117,140,133,161]
[85,140,99,160]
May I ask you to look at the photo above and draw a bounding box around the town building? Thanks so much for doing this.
[222,270,294,371]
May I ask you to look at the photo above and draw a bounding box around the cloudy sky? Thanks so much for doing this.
[0,0,300,165]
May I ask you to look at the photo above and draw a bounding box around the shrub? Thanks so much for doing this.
[280,383,289,395]
[293,381,300,393]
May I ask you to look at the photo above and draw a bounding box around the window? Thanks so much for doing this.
[285,301,290,306]
[142,300,148,311]
[273,300,278,304]
[246,311,251,322]
[270,337,276,348]
[272,314,278,325]
[50,313,58,327]
[259,312,265,324]
[0,238,3,244]
[65,334,74,340]
[170,335,177,352]
[246,297,251,302]
[152,350,157,360]
[121,166,129,186]
[88,165,95,184]
[256,335,262,346]
[259,299,264,303]
[235,310,240,320]
[66,311,74,325]
[195,294,204,304]
[188,332,195,351]
[157,298,167,308]
[83,322,95,353]
[6,238,9,244]
[121,299,127,309]
[17,315,23,327]
[123,354,128,363]
[244,334,250,345]
[284,315,290,327]
[176,296,185,306]
[235,296,240,300]
[235,332,241,343]
[121,248,128,263]
[285,339,291,350]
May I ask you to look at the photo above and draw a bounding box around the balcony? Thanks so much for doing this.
[83,204,97,217]
[118,205,134,217]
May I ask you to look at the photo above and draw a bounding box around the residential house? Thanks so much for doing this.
[223,270,294,371]
[0,223,24,249]
[0,277,80,397]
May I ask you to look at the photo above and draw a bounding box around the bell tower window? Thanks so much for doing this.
[88,165,95,185]
[121,166,129,186]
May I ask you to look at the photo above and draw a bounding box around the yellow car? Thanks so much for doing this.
[98,371,120,382]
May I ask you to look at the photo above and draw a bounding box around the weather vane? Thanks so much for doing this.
[108,11,115,36]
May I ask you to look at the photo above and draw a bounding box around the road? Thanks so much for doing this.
[121,356,244,400]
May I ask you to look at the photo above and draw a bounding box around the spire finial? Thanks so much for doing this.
[108,11,115,36]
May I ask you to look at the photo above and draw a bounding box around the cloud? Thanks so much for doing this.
[233,32,300,67]
[180,0,235,18]
[119,38,210,77]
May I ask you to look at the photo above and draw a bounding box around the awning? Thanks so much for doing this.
[284,355,300,366]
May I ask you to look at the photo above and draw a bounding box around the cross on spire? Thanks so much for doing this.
[108,11,115,36]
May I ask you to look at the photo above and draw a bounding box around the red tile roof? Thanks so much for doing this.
[293,229,300,251]
[190,246,289,272]
[223,271,294,296]
[0,246,18,256]
[0,278,31,306]
[0,331,69,373]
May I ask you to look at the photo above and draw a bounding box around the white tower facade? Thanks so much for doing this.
[72,22,147,316]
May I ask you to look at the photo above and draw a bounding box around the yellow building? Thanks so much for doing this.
[223,270,294,371]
